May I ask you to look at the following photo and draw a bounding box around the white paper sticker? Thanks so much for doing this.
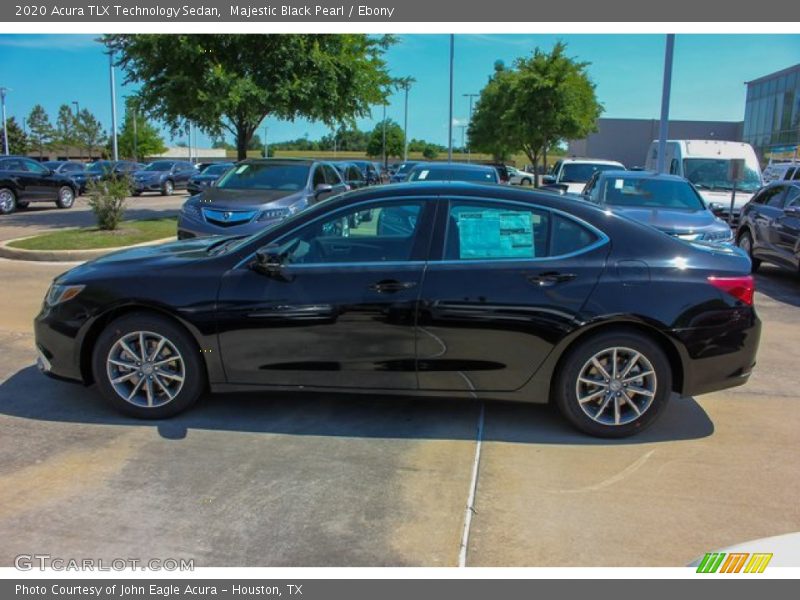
[614,178,624,189]
[418,170,429,180]
[235,164,249,175]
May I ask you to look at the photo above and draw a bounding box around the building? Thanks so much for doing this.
[567,118,743,169]
[742,63,800,162]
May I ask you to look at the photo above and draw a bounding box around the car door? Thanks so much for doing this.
[773,186,800,268]
[0,159,37,201]
[216,197,436,389]
[21,159,56,199]
[174,163,194,188]
[416,197,609,392]
[751,185,788,260]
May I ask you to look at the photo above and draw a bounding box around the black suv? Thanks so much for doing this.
[737,181,800,274]
[0,156,79,214]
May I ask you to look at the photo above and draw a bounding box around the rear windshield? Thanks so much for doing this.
[143,161,175,171]
[561,163,620,183]
[600,177,705,210]
[409,167,497,183]
[216,162,310,191]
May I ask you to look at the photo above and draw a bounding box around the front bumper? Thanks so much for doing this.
[133,179,164,192]
[34,304,89,384]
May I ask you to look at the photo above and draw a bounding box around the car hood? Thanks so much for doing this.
[696,189,755,210]
[190,187,305,210]
[59,236,230,283]
[611,206,725,234]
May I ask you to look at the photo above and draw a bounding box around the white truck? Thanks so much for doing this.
[645,139,763,226]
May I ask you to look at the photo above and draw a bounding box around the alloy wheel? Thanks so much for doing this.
[0,189,15,213]
[106,331,185,408]
[59,187,74,207]
[575,346,657,426]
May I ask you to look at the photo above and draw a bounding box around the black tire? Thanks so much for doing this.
[161,180,174,196]
[17,200,30,209]
[737,230,761,272]
[91,312,205,419]
[0,187,17,215]
[554,330,672,438]
[521,178,532,186]
[132,191,141,197]
[55,185,76,209]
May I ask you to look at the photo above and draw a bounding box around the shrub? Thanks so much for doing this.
[86,175,130,230]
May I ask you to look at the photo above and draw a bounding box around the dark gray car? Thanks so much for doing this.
[580,170,733,243]
[177,159,347,239]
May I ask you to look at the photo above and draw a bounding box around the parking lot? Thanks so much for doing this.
[0,196,798,567]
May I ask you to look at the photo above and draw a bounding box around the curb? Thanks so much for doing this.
[0,234,177,262]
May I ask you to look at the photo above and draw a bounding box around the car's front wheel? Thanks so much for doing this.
[0,187,17,214]
[161,180,174,196]
[56,186,76,209]
[737,230,761,272]
[554,331,672,437]
[92,312,205,418]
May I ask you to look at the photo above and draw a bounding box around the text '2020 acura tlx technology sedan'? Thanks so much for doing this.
[35,182,761,437]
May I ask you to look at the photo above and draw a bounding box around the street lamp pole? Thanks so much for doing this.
[656,34,675,174]
[132,106,138,162]
[448,34,454,163]
[463,93,478,163]
[263,124,268,158]
[382,101,387,169]
[71,101,81,160]
[1,87,10,156]
[108,52,119,161]
[400,78,415,163]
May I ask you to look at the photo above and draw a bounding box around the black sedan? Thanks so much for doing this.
[736,180,800,274]
[34,182,760,437]
[0,155,78,214]
[187,163,233,195]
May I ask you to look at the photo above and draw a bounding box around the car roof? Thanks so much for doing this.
[410,162,496,172]
[243,158,317,166]
[595,169,686,182]
[560,158,624,165]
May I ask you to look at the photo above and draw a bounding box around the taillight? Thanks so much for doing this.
[708,275,755,306]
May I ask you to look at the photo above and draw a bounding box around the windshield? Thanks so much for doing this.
[601,177,705,210]
[216,162,310,191]
[409,167,497,183]
[201,164,231,176]
[683,158,762,193]
[87,161,113,173]
[143,161,174,172]
[396,163,418,175]
[561,163,621,183]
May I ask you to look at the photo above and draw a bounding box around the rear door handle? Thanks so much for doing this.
[526,272,577,286]
[368,280,417,293]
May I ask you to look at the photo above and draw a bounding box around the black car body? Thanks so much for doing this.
[0,156,78,214]
[186,163,233,195]
[408,162,500,184]
[132,160,196,196]
[43,161,90,194]
[177,159,348,239]
[35,182,760,437]
[737,181,800,273]
[332,161,367,189]
[581,171,734,243]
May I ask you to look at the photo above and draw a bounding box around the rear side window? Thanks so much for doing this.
[444,201,598,260]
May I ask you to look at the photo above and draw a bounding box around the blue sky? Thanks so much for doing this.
[1,33,799,148]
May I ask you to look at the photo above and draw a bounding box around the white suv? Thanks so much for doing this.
[506,165,536,186]
[543,158,625,194]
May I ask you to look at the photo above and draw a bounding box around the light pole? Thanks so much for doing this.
[459,124,467,153]
[448,34,454,163]
[71,101,81,160]
[263,124,268,158]
[123,96,138,161]
[656,34,675,174]
[463,93,478,163]
[108,52,119,161]
[1,87,9,156]
[382,101,387,169]
[398,77,415,163]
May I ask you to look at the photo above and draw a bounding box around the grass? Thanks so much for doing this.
[9,218,177,251]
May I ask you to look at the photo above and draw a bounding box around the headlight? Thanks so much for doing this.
[45,283,85,307]
[704,228,734,242]
[257,207,291,222]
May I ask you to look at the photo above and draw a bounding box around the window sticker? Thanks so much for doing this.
[235,164,249,174]
[417,170,429,180]
[614,178,624,189]
[456,209,535,259]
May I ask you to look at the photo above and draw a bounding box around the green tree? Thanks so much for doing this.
[53,104,78,156]
[117,100,166,161]
[26,104,54,158]
[0,117,29,154]
[422,144,439,160]
[104,34,396,160]
[366,119,404,162]
[468,42,603,183]
[75,109,105,159]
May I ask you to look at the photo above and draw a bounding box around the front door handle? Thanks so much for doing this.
[526,271,577,287]
[368,279,417,293]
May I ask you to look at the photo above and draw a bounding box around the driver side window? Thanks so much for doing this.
[279,201,425,265]
[24,159,48,174]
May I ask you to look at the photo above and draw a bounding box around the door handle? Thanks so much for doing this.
[368,280,417,293]
[526,271,577,287]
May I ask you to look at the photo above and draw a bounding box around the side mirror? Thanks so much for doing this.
[542,174,556,185]
[784,205,800,217]
[314,183,334,199]
[252,245,293,281]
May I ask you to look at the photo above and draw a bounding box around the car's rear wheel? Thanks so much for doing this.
[0,187,17,214]
[92,312,205,419]
[56,186,75,209]
[737,230,761,272]
[161,180,174,196]
[554,331,672,437]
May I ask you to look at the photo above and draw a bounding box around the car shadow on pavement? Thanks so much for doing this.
[0,365,713,446]
[755,265,800,308]
[2,206,181,234]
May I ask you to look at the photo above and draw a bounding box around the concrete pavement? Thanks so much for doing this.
[0,255,797,567]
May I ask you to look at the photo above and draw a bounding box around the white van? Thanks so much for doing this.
[762,160,800,184]
[645,140,762,226]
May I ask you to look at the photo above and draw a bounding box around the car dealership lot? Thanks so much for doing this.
[0,246,798,566]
